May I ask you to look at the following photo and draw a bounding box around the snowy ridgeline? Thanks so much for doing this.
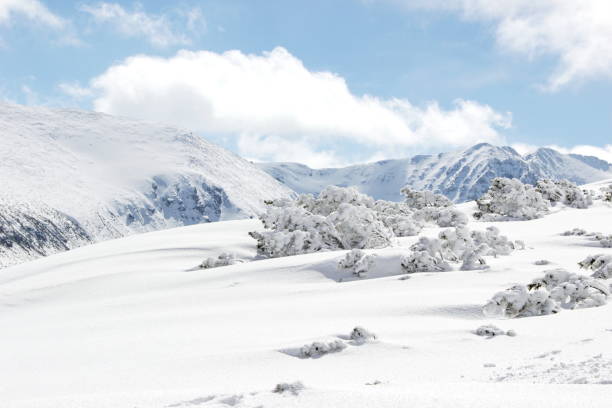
[258,143,612,202]
[0,102,293,268]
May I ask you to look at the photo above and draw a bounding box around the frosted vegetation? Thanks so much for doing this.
[474,177,597,221]
[249,186,468,258]
[199,253,244,269]
[337,249,377,278]
[484,268,610,318]
[401,226,517,273]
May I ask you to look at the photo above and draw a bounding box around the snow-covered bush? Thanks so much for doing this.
[483,284,560,318]
[373,200,423,236]
[350,326,377,343]
[401,226,515,273]
[249,230,324,258]
[299,339,347,358]
[475,325,515,337]
[401,250,452,273]
[484,268,609,318]
[474,178,549,221]
[601,184,612,202]
[251,186,426,258]
[579,254,612,279]
[200,252,243,269]
[414,207,468,228]
[401,186,452,209]
[562,228,587,236]
[273,381,304,395]
[536,179,592,209]
[337,249,376,278]
[534,259,550,266]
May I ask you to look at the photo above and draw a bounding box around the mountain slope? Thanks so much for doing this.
[0,102,293,267]
[258,143,612,202]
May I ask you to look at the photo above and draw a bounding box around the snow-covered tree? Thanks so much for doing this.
[535,179,592,209]
[579,254,612,279]
[400,250,452,273]
[484,268,609,318]
[474,178,549,221]
[401,186,452,209]
[600,184,612,202]
[337,249,376,278]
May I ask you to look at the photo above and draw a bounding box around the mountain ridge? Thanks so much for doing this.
[0,102,293,267]
[257,143,612,202]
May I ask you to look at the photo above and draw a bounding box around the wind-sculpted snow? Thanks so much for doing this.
[0,102,292,267]
[258,143,612,202]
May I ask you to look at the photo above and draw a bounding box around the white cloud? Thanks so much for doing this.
[86,47,510,167]
[80,2,205,48]
[0,0,65,28]
[396,0,612,90]
[57,81,93,99]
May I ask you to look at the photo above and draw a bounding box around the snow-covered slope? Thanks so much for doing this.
[1,184,611,407]
[258,143,612,202]
[0,102,293,268]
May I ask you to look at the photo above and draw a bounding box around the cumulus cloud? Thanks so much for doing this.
[80,2,205,47]
[86,47,510,167]
[395,0,612,90]
[0,0,65,28]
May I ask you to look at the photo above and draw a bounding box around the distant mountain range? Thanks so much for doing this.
[257,143,612,202]
[0,102,292,268]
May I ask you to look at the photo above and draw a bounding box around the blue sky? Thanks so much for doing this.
[1,0,612,167]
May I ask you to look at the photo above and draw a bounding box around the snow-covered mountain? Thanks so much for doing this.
[0,102,293,268]
[258,143,612,202]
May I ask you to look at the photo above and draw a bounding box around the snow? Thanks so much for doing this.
[258,143,612,202]
[1,180,611,408]
[0,102,293,267]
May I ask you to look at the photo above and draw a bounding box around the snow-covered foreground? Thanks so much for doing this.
[1,200,611,407]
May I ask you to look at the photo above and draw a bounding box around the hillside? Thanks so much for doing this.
[0,102,293,267]
[258,143,612,202]
[1,181,611,407]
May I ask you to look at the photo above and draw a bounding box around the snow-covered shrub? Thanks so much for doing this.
[536,179,592,209]
[475,325,515,337]
[401,186,452,209]
[484,269,609,318]
[373,200,423,236]
[200,252,243,269]
[337,249,376,278]
[402,226,515,273]
[562,228,587,236]
[249,230,324,258]
[601,184,612,202]
[328,203,394,249]
[252,186,403,258]
[474,178,549,221]
[470,226,515,256]
[460,243,490,271]
[273,381,305,395]
[534,259,550,266]
[579,254,612,279]
[400,250,452,273]
[300,339,347,358]
[350,326,377,343]
[483,284,560,318]
[414,207,469,228]
[514,240,526,250]
[599,237,612,248]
